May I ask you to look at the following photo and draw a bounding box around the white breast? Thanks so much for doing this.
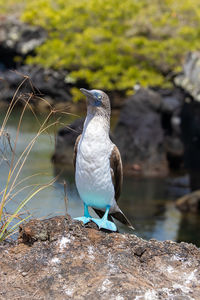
[75,116,115,209]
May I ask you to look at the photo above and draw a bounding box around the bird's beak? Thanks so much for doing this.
[80,88,94,99]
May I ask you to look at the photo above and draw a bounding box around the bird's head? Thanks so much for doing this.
[80,88,111,116]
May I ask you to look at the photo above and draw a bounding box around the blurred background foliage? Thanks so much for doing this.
[1,0,200,96]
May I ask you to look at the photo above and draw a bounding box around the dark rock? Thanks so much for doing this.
[174,52,200,187]
[0,17,72,108]
[113,88,168,176]
[0,16,47,69]
[155,88,185,170]
[157,88,184,115]
[180,100,200,190]
[164,135,184,170]
[162,95,181,113]
[176,190,200,213]
[158,88,183,139]
[0,215,200,299]
[52,118,84,166]
[0,65,72,108]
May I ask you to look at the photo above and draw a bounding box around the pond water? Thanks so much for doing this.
[0,108,200,246]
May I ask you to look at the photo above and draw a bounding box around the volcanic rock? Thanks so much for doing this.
[0,215,199,299]
[113,88,168,176]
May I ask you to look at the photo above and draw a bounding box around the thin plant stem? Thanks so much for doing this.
[0,77,28,135]
[6,120,58,201]
[0,178,56,240]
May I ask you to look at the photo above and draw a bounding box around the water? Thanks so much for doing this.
[0,109,200,246]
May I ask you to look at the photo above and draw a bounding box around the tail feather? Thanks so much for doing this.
[110,210,134,230]
[93,207,134,230]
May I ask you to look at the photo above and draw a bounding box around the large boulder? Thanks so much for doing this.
[0,215,199,299]
[114,88,168,176]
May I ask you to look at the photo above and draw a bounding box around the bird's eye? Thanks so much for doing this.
[98,95,102,100]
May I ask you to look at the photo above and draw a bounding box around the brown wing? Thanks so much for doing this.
[73,134,81,169]
[109,145,123,202]
[90,143,134,229]
[109,149,134,229]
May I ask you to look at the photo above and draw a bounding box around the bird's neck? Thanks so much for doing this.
[82,112,110,139]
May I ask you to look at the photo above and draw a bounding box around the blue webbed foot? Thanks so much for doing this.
[74,216,91,225]
[74,203,92,225]
[91,217,117,232]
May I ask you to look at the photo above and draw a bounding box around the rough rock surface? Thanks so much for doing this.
[113,88,168,176]
[0,215,200,299]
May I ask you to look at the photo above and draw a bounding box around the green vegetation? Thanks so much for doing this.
[1,0,200,96]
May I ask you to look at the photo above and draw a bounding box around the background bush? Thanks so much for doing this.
[1,0,200,95]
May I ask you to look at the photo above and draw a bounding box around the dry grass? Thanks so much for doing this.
[0,74,68,241]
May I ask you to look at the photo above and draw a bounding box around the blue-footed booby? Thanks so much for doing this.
[73,88,133,231]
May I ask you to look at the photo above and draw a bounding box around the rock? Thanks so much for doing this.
[164,135,184,169]
[156,88,185,170]
[176,190,200,213]
[113,88,168,176]
[157,88,184,115]
[0,65,72,108]
[174,51,200,102]
[52,118,84,166]
[174,52,200,187]
[0,16,47,68]
[0,215,200,299]
[0,17,73,108]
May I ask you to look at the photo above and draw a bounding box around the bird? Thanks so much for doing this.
[73,88,134,231]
